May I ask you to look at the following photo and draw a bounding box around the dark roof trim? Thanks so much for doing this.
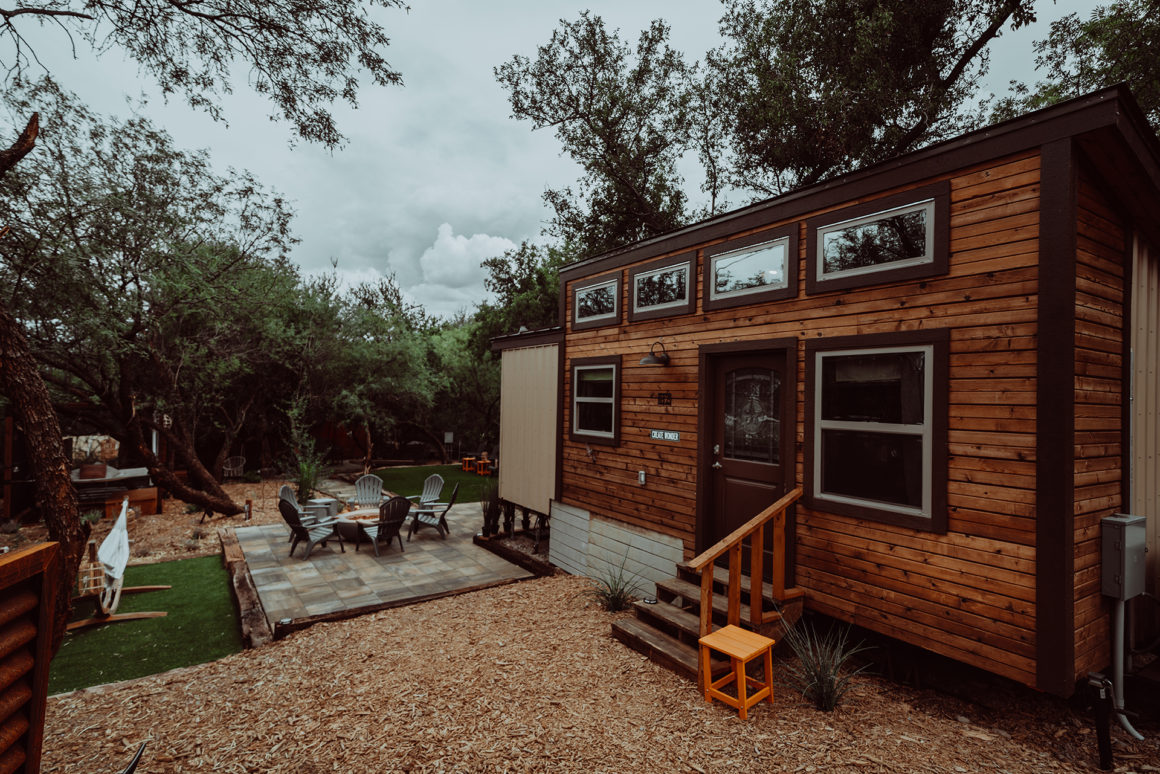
[561,86,1160,282]
[489,326,564,352]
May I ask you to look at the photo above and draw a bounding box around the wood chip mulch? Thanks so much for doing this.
[11,480,1160,772]
[42,573,1160,774]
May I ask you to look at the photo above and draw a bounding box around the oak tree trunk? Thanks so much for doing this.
[0,304,86,654]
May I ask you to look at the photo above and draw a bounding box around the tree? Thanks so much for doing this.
[0,0,406,148]
[708,0,1037,197]
[0,79,296,516]
[495,13,694,258]
[990,0,1160,130]
[470,241,569,356]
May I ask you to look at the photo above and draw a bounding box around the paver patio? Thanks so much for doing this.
[235,502,533,630]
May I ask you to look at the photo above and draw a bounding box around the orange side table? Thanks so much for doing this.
[699,624,775,720]
[461,456,476,473]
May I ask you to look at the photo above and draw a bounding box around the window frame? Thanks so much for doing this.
[804,329,948,532]
[572,273,621,331]
[628,252,696,322]
[570,355,621,446]
[702,224,799,311]
[805,180,949,295]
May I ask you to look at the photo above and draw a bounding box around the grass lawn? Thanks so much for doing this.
[372,464,493,504]
[49,554,243,694]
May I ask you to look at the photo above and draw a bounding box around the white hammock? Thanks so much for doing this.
[94,497,130,614]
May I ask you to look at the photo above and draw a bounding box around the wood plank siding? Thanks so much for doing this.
[1072,168,1126,678]
[547,88,1160,695]
[561,152,1047,688]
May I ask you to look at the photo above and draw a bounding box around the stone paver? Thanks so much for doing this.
[235,501,533,630]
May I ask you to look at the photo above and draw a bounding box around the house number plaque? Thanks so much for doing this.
[649,430,680,442]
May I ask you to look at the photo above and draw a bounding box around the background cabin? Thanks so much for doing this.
[507,86,1160,696]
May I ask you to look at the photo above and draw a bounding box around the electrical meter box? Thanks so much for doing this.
[1101,513,1146,600]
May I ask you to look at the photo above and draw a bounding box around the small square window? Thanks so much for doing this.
[571,356,620,445]
[703,225,798,311]
[629,253,695,322]
[806,181,948,295]
[573,274,621,330]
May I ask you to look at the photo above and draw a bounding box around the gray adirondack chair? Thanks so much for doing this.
[353,473,386,510]
[406,473,444,509]
[278,498,344,559]
[408,482,458,541]
[352,495,411,555]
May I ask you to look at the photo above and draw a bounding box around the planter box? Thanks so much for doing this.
[104,487,161,518]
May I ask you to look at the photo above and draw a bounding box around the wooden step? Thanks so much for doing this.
[611,616,700,681]
[675,562,805,605]
[657,576,788,625]
[632,597,701,644]
[611,616,729,683]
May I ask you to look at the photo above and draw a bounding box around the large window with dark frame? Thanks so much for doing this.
[805,181,949,295]
[807,331,947,531]
[571,357,620,444]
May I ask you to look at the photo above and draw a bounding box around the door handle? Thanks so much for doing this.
[712,461,722,469]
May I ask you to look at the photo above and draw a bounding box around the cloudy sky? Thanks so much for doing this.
[15,0,1097,318]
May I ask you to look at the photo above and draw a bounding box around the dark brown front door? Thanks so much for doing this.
[707,353,786,571]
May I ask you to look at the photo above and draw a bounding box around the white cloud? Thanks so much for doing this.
[419,223,514,290]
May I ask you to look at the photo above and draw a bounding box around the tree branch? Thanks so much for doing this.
[0,112,38,180]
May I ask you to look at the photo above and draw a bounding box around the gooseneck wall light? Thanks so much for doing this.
[639,339,670,366]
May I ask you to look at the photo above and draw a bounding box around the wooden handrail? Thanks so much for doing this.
[688,487,802,572]
[691,486,802,691]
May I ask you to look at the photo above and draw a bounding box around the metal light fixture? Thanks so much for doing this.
[640,339,670,366]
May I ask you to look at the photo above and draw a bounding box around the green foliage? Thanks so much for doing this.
[496,13,694,258]
[0,1,407,148]
[781,617,871,711]
[990,0,1160,131]
[49,555,243,693]
[480,477,502,535]
[586,555,641,612]
[708,0,1036,196]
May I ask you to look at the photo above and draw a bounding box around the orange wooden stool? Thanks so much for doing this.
[461,456,475,472]
[698,624,775,719]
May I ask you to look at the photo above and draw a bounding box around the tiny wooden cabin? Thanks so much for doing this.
[536,87,1160,695]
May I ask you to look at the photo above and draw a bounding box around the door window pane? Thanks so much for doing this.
[724,367,780,464]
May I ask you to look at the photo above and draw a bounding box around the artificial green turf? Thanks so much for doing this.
[49,554,243,694]
[372,463,492,504]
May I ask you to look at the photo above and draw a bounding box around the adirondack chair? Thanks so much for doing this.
[353,473,385,510]
[279,484,320,543]
[408,482,458,541]
[278,498,345,559]
[406,473,444,508]
[350,495,411,556]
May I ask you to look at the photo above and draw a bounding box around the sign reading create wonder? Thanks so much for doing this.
[649,429,680,442]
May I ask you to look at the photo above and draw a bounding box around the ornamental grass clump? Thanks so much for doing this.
[782,617,871,711]
[586,555,641,612]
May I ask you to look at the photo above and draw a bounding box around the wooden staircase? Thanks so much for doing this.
[611,488,805,685]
